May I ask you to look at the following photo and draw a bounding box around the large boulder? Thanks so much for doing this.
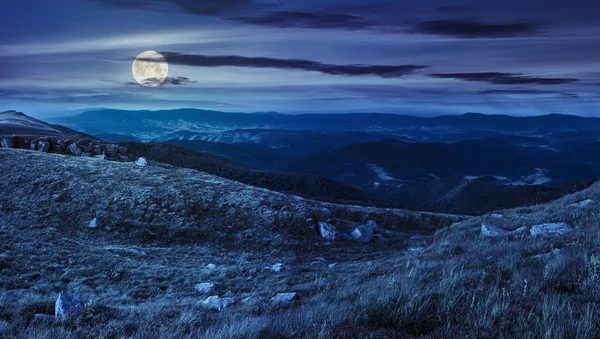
[68,143,82,156]
[38,141,50,152]
[318,222,337,240]
[92,145,102,155]
[105,144,119,157]
[530,223,572,237]
[0,138,14,148]
[55,292,83,322]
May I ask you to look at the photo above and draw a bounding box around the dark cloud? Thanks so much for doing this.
[430,73,578,85]
[89,0,253,15]
[415,20,539,38]
[436,6,471,13]
[125,76,197,86]
[234,10,370,29]
[144,52,428,78]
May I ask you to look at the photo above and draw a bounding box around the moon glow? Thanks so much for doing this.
[132,51,169,87]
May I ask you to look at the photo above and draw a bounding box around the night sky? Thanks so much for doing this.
[1,0,599,117]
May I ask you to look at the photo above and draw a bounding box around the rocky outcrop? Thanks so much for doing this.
[0,136,135,162]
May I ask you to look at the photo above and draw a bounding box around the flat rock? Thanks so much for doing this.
[271,292,296,304]
[480,223,510,237]
[530,223,572,237]
[194,282,215,294]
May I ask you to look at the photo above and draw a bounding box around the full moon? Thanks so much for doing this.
[132,51,168,87]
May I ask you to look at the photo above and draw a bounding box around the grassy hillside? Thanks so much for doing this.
[1,148,599,338]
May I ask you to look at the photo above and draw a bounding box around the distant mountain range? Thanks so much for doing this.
[5,108,598,214]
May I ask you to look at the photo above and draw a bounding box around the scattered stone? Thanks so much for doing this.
[88,218,99,228]
[105,144,119,157]
[306,218,314,223]
[480,223,510,237]
[271,292,296,304]
[318,222,337,240]
[126,249,146,256]
[135,157,148,166]
[315,257,326,262]
[530,223,572,237]
[321,208,332,217]
[491,213,504,218]
[38,141,50,152]
[51,194,61,201]
[241,296,254,304]
[194,282,215,294]
[55,292,83,322]
[532,248,562,260]
[351,220,379,243]
[200,296,235,310]
[328,263,337,269]
[0,138,14,148]
[68,143,82,156]
[205,264,217,270]
[271,263,283,272]
[568,199,593,208]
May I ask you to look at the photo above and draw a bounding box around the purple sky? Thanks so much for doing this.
[1,0,599,118]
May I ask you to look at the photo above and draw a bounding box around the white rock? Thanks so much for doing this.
[194,282,215,294]
[271,263,283,272]
[530,223,572,237]
[480,223,509,237]
[88,218,99,228]
[68,143,82,156]
[135,157,148,166]
[200,295,235,310]
[271,292,296,304]
[205,264,217,270]
[318,222,337,240]
[55,293,83,322]
[328,263,337,269]
[568,199,593,208]
[491,213,504,218]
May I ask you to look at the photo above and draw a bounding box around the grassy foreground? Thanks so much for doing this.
[1,148,600,338]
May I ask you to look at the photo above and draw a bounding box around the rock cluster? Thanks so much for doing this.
[0,136,131,162]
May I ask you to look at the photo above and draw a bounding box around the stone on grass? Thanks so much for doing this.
[200,295,235,310]
[271,292,296,304]
[194,282,215,294]
[530,223,572,237]
[271,263,283,272]
[88,218,99,228]
[135,157,148,166]
[351,220,379,243]
[55,292,83,322]
[205,264,217,270]
[491,213,504,218]
[328,263,337,269]
[318,222,337,240]
[569,199,593,208]
[480,223,510,237]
